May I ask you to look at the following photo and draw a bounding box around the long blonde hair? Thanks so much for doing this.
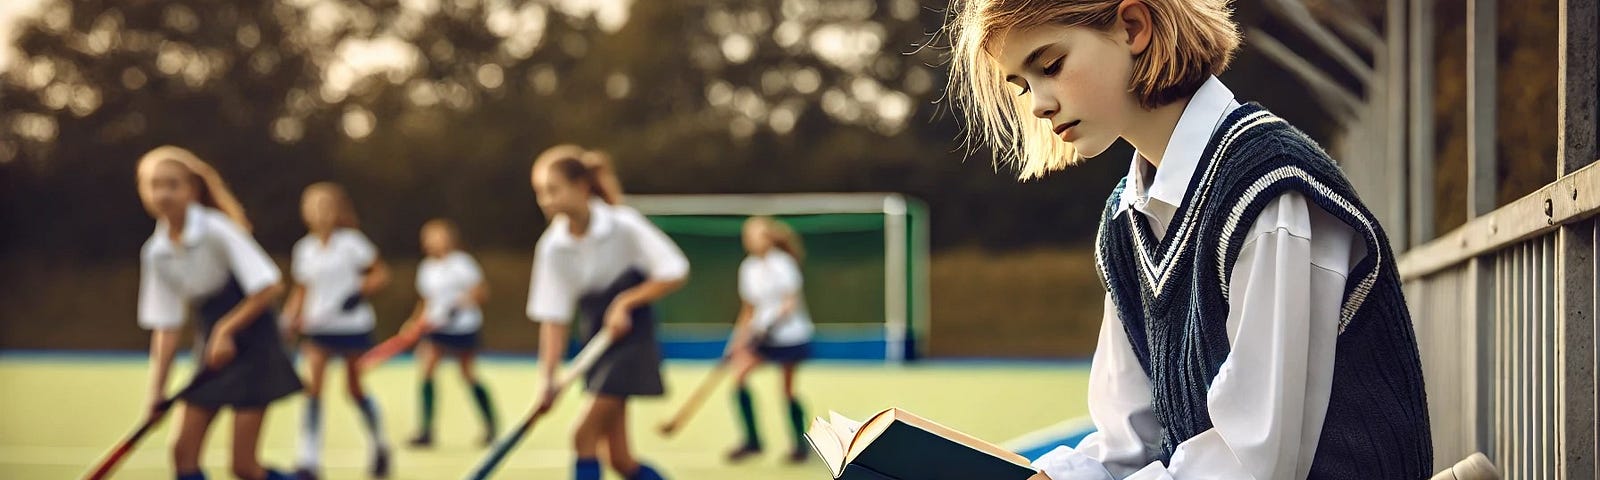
[945,0,1240,179]
[748,216,804,262]
[532,144,625,205]
[303,182,361,230]
[135,145,252,231]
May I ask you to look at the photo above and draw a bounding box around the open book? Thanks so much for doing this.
[805,409,1038,480]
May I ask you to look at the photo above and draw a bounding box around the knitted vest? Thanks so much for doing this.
[1094,103,1432,479]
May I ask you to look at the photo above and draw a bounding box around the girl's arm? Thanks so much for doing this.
[725,302,756,357]
[282,285,306,333]
[206,283,285,369]
[146,329,181,415]
[466,281,489,306]
[603,277,687,337]
[360,259,391,296]
[534,321,570,413]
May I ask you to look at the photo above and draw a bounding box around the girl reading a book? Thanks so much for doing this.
[944,1,1432,478]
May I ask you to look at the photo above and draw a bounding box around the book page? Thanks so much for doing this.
[830,411,864,434]
[806,417,849,477]
[845,408,900,462]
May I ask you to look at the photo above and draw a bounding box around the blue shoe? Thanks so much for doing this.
[176,472,207,480]
[631,463,666,480]
[574,458,602,480]
[264,469,296,480]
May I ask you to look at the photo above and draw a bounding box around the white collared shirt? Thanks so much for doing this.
[738,249,814,346]
[526,198,690,324]
[291,228,378,334]
[417,250,486,334]
[139,203,282,330]
[1035,76,1368,480]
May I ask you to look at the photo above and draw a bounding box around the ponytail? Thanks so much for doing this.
[534,144,625,205]
[136,145,252,232]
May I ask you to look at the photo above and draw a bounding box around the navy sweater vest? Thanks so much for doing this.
[1093,103,1432,479]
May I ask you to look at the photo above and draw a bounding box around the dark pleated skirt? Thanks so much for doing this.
[181,278,302,409]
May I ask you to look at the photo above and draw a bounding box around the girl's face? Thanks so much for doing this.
[993,23,1140,159]
[742,221,772,255]
[301,189,339,234]
[531,165,590,220]
[143,160,197,222]
[421,224,455,257]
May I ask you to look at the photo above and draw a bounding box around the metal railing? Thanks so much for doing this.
[1378,1,1598,478]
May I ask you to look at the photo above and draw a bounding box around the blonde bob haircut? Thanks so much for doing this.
[946,0,1240,179]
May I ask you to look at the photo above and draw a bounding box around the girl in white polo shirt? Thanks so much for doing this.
[404,218,497,447]
[527,145,688,480]
[283,182,392,479]
[723,216,815,464]
[135,146,301,480]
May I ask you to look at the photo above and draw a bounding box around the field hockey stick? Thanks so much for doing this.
[657,358,730,437]
[462,330,615,480]
[82,369,216,480]
[357,321,427,373]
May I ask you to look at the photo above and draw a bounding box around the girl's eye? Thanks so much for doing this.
[1016,84,1031,97]
[1042,56,1063,76]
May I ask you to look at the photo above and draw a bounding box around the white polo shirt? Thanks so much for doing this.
[139,203,282,330]
[738,249,813,346]
[417,250,486,335]
[291,228,378,334]
[526,198,690,324]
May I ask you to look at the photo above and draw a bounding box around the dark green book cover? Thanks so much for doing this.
[807,409,1037,480]
[849,420,1036,480]
[835,463,896,480]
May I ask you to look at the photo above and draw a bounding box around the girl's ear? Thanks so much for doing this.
[1116,0,1152,56]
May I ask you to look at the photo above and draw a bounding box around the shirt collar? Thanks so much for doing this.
[545,197,616,248]
[1117,76,1239,215]
[150,203,207,255]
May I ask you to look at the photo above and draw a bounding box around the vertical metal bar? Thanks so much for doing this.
[1408,0,1435,246]
[1559,3,1600,475]
[1387,0,1410,251]
[1497,251,1507,466]
[1468,0,1498,218]
[1523,243,1533,480]
[1533,241,1542,479]
[1466,0,1497,440]
[1551,235,1565,476]
[1543,238,1554,477]
[1558,0,1599,175]
[1562,218,1599,478]
[1515,243,1527,479]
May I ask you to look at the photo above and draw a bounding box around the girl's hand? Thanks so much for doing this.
[1028,473,1052,480]
[205,332,237,369]
[147,390,166,419]
[604,302,633,338]
[534,383,559,415]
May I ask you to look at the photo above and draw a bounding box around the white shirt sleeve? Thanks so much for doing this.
[343,230,379,268]
[527,239,578,324]
[617,208,689,282]
[771,251,804,292]
[1039,193,1353,480]
[211,215,282,295]
[1033,294,1162,480]
[290,238,311,284]
[137,248,185,331]
[447,253,486,311]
